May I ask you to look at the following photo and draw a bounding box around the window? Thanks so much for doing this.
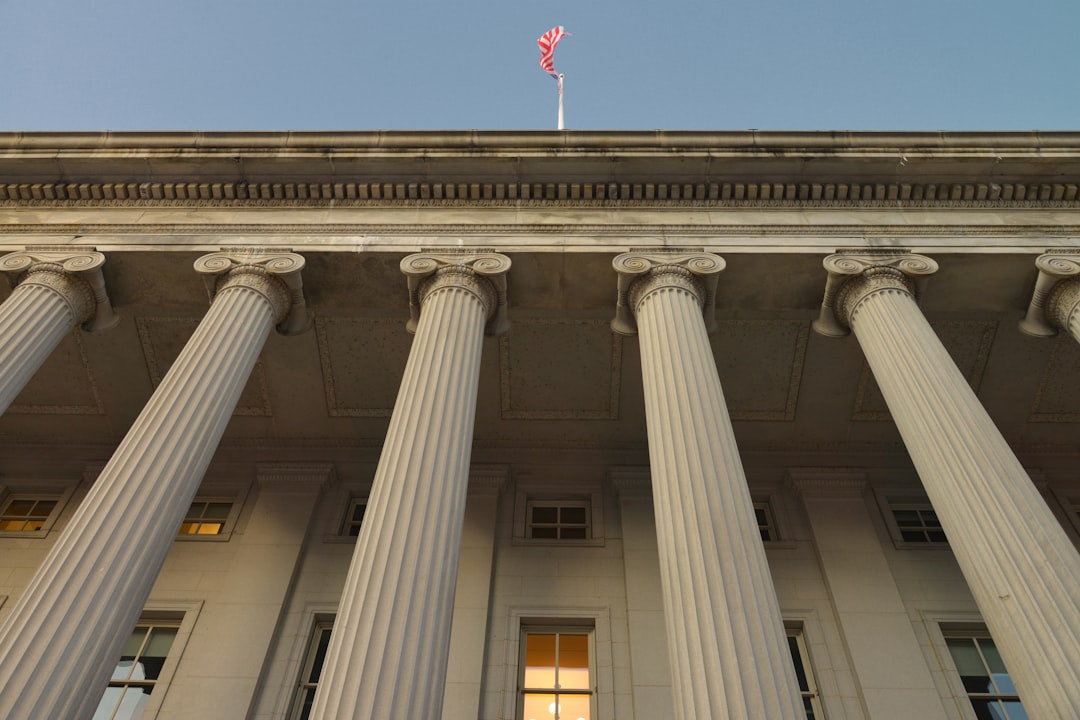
[177,500,233,536]
[755,501,777,542]
[891,501,947,544]
[341,498,366,537]
[0,495,59,533]
[291,620,334,720]
[943,629,1027,720]
[787,627,824,719]
[520,626,594,720]
[526,500,590,540]
[94,621,179,720]
[513,481,604,546]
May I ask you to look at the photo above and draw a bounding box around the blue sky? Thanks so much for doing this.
[1,0,1077,131]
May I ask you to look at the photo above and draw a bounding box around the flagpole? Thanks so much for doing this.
[557,74,565,130]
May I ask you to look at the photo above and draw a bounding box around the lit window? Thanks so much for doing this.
[526,500,590,540]
[890,500,947,544]
[178,500,232,536]
[291,620,334,720]
[341,498,366,537]
[755,501,777,542]
[520,626,594,720]
[943,629,1027,720]
[787,627,824,719]
[0,495,59,533]
[94,621,179,720]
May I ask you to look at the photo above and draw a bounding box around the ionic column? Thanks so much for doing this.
[0,250,308,720]
[311,252,509,720]
[611,252,805,720]
[813,252,1080,719]
[0,248,117,415]
[1019,251,1080,342]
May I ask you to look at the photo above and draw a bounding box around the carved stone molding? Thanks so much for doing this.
[194,249,309,335]
[1,178,1077,209]
[0,248,118,332]
[609,467,652,497]
[467,465,510,495]
[255,463,335,494]
[400,252,510,335]
[787,469,868,497]
[610,251,724,335]
[812,252,938,337]
[1019,251,1080,337]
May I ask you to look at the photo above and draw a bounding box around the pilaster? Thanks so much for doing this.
[814,251,1080,718]
[0,248,117,416]
[311,252,509,720]
[790,470,948,720]
[0,250,306,719]
[611,251,805,720]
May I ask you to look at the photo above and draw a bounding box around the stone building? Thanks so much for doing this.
[0,131,1077,720]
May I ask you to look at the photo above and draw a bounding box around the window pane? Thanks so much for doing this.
[532,507,558,524]
[297,687,317,720]
[531,527,558,539]
[558,634,590,690]
[144,627,178,663]
[0,519,28,531]
[787,635,810,691]
[524,634,557,688]
[204,502,231,519]
[308,627,333,684]
[112,687,150,720]
[5,499,35,516]
[196,523,223,535]
[559,693,591,720]
[523,693,556,720]
[1001,700,1029,720]
[560,527,587,540]
[93,685,123,720]
[560,506,587,524]
[34,500,57,515]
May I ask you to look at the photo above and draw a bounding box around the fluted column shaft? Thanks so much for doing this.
[614,253,805,720]
[311,253,509,720]
[0,252,304,720]
[839,266,1080,718]
[0,250,116,415]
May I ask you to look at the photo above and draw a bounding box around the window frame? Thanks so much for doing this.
[94,601,202,720]
[0,481,76,538]
[513,481,604,547]
[786,624,825,719]
[173,485,247,542]
[340,497,367,538]
[289,616,335,720]
[517,622,597,720]
[874,490,951,550]
[937,623,1027,720]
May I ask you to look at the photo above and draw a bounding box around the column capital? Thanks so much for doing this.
[1,247,118,331]
[813,251,938,337]
[400,252,511,335]
[1019,251,1080,337]
[194,249,309,335]
[611,251,725,336]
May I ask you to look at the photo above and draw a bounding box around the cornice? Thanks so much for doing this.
[2,223,1080,239]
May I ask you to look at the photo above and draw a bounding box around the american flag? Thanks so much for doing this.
[537,26,569,77]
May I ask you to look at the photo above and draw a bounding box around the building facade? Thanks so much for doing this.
[0,131,1077,720]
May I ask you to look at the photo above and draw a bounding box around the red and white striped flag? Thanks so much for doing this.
[537,26,570,77]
